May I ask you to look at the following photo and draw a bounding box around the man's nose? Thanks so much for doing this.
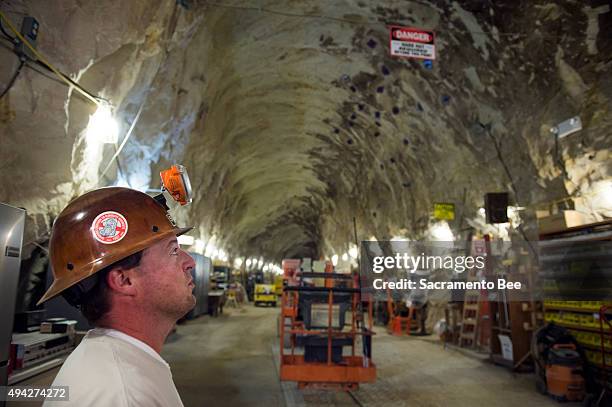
[181,249,196,271]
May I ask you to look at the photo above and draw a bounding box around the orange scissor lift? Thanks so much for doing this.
[279,260,376,390]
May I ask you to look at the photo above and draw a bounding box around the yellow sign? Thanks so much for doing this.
[434,203,455,221]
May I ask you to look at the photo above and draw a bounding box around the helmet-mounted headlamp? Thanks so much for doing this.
[160,164,192,206]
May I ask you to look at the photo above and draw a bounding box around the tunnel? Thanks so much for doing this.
[0,1,611,406]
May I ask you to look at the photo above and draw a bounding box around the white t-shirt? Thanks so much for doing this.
[43,328,184,407]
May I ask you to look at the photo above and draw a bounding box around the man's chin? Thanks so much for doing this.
[186,295,196,311]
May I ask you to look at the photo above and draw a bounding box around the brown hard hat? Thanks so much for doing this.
[37,187,192,305]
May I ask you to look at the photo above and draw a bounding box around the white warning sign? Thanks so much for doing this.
[389,26,436,60]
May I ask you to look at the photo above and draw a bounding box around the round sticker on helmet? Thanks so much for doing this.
[91,211,129,244]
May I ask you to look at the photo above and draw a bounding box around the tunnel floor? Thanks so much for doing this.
[11,305,565,407]
[161,306,562,407]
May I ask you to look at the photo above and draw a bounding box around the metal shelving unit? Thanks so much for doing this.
[540,220,612,375]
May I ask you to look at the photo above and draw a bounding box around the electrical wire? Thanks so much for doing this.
[0,10,102,106]
[99,98,147,180]
[0,33,109,105]
[0,16,15,41]
[0,59,24,99]
[0,38,110,105]
[31,58,109,104]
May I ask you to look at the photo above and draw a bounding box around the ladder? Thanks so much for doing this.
[460,238,486,348]
[460,289,480,347]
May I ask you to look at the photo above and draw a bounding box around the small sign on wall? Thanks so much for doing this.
[434,203,455,221]
[389,26,436,60]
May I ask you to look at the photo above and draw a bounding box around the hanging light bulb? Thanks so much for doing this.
[86,104,118,144]
[331,254,339,266]
[234,257,243,268]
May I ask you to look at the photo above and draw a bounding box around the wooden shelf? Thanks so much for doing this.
[586,360,612,370]
[544,306,601,314]
[576,342,612,354]
[549,321,608,334]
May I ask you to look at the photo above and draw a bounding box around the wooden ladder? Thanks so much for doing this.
[460,289,480,347]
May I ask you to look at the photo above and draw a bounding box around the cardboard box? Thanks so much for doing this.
[538,210,585,234]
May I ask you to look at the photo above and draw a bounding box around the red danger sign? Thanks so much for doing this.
[389,26,436,60]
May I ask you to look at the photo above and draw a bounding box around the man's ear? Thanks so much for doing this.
[105,267,138,297]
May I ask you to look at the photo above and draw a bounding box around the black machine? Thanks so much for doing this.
[0,203,26,404]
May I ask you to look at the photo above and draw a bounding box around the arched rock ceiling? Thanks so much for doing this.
[1,0,611,262]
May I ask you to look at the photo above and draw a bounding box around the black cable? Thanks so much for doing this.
[0,17,15,42]
[32,59,108,104]
[22,59,68,88]
[485,127,520,202]
[554,133,570,181]
[0,59,24,99]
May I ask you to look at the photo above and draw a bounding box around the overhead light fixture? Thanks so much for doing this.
[341,253,349,262]
[348,245,359,259]
[177,235,194,246]
[86,103,118,144]
[331,254,338,266]
[246,259,252,267]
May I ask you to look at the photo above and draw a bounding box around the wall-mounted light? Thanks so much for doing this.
[430,221,454,241]
[86,104,118,144]
[550,116,582,139]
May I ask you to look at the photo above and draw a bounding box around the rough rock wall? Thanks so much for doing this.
[1,0,206,255]
[0,0,610,265]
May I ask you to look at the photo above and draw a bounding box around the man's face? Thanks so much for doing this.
[136,235,196,319]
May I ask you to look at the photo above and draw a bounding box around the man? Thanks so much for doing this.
[39,187,195,406]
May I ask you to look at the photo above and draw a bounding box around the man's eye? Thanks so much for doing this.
[171,248,179,255]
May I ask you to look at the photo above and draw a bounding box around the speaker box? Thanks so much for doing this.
[485,192,509,223]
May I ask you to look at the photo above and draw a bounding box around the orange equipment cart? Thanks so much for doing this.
[279,269,376,390]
